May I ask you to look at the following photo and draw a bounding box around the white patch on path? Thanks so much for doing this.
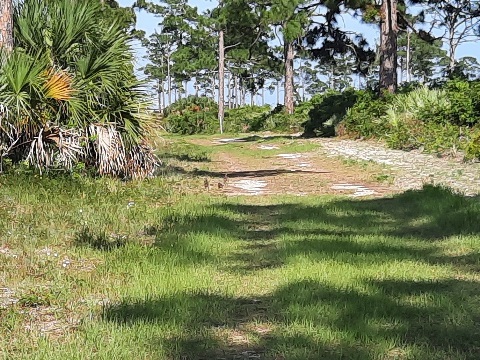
[231,179,268,195]
[277,153,302,159]
[258,145,279,150]
[331,183,377,197]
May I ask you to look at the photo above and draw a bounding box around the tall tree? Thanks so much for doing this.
[218,0,225,133]
[212,0,272,128]
[258,1,374,113]
[397,31,447,82]
[0,0,13,51]
[417,0,480,74]
[380,0,398,92]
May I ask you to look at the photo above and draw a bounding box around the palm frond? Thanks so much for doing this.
[1,0,156,178]
[42,68,73,101]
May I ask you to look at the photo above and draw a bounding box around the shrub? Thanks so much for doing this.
[225,104,307,133]
[268,103,311,132]
[464,126,480,160]
[383,86,461,152]
[224,105,271,133]
[385,119,463,153]
[384,86,450,126]
[342,90,391,138]
[303,89,359,137]
[442,79,480,126]
[163,96,218,135]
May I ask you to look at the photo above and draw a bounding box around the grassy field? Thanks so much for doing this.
[1,137,480,359]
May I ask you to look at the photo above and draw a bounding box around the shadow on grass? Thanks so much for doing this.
[214,134,302,143]
[159,152,211,163]
[194,168,330,178]
[103,278,480,359]
[74,227,127,251]
[159,165,329,179]
[113,185,480,358]
[142,185,480,273]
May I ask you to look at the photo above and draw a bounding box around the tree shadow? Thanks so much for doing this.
[100,185,480,358]
[158,165,329,179]
[160,153,211,163]
[214,134,302,144]
[217,186,480,273]
[194,168,329,178]
[141,185,480,274]
[103,278,480,359]
[74,227,127,251]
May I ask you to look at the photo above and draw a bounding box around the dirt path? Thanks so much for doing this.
[187,136,396,198]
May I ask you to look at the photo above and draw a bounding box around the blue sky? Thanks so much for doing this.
[119,0,480,105]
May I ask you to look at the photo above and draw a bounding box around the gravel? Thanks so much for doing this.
[319,139,480,196]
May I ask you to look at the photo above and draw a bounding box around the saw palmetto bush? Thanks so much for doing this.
[0,0,157,178]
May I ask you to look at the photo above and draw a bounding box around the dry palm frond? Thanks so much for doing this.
[125,143,159,180]
[89,124,159,179]
[46,127,84,169]
[26,126,85,172]
[27,128,52,171]
[88,124,127,177]
[42,68,74,101]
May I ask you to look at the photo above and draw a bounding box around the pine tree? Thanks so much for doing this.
[0,0,13,51]
[416,0,480,74]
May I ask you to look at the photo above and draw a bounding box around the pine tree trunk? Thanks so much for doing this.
[227,71,231,109]
[379,0,398,93]
[406,28,411,82]
[157,80,163,114]
[276,81,280,105]
[284,41,295,114]
[448,27,457,74]
[167,55,172,106]
[162,87,166,110]
[0,0,13,52]
[218,28,225,134]
[329,64,334,89]
[234,76,238,108]
[211,75,216,100]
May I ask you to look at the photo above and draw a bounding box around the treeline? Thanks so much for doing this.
[134,0,480,124]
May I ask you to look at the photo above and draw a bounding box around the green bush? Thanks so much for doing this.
[342,90,392,138]
[225,103,307,133]
[384,86,450,125]
[385,119,463,153]
[464,127,480,160]
[164,96,218,135]
[442,79,480,126]
[303,89,359,137]
[268,103,311,132]
[224,105,271,133]
[383,87,462,152]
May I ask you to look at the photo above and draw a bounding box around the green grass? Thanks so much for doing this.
[216,137,320,159]
[1,153,480,359]
[156,138,212,162]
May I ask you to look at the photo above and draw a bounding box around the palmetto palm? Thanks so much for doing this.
[0,0,157,178]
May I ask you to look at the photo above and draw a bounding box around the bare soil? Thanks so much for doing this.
[187,137,397,198]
